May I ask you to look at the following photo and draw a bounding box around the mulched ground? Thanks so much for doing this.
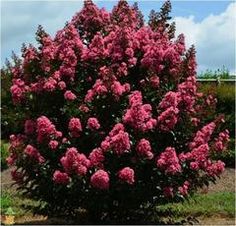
[1,167,235,225]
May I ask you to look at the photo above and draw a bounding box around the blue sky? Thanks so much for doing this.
[1,0,235,74]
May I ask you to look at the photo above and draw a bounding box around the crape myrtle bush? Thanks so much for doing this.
[6,0,229,223]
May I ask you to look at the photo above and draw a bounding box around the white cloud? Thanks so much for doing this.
[1,1,83,65]
[174,2,236,74]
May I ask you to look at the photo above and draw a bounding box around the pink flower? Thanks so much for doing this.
[100,123,131,155]
[178,76,197,111]
[64,90,76,101]
[110,130,131,155]
[60,147,90,176]
[10,79,28,104]
[178,181,190,196]
[36,116,56,143]
[190,162,199,170]
[90,170,109,190]
[214,130,230,152]
[43,77,57,92]
[189,122,216,149]
[87,117,100,130]
[58,81,66,90]
[157,147,181,174]
[123,91,157,132]
[53,170,70,184]
[136,138,153,159]
[69,118,82,137]
[158,91,179,110]
[62,137,68,143]
[55,131,63,138]
[157,107,179,131]
[49,140,59,150]
[189,144,210,166]
[206,160,225,176]
[89,148,104,167]
[24,145,45,163]
[118,167,135,184]
[79,104,90,113]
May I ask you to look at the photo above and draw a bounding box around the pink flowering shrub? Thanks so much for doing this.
[5,0,229,223]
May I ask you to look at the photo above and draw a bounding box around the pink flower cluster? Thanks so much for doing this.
[118,167,135,184]
[89,148,105,167]
[87,117,101,130]
[53,170,70,184]
[85,77,130,102]
[90,169,110,190]
[157,107,179,132]
[49,140,59,150]
[6,134,26,166]
[206,160,225,177]
[136,138,154,159]
[72,1,110,38]
[180,122,226,175]
[178,181,190,196]
[60,147,90,176]
[64,90,76,101]
[157,147,181,174]
[111,81,130,99]
[177,76,197,111]
[101,123,131,155]
[157,91,180,131]
[24,145,45,163]
[36,116,58,143]
[69,118,82,137]
[189,122,216,149]
[111,0,140,29]
[214,130,230,152]
[10,79,29,104]
[43,77,57,92]
[158,91,180,110]
[123,91,157,132]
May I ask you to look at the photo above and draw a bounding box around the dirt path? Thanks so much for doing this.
[199,215,235,225]
[207,168,235,193]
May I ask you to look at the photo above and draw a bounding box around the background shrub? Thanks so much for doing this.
[198,66,231,79]
[4,0,230,223]
[199,83,235,167]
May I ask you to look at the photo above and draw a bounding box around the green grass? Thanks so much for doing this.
[1,190,235,223]
[1,190,40,216]
[1,192,13,212]
[156,192,235,219]
[1,140,9,171]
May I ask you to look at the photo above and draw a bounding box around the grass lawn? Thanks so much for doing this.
[156,192,235,218]
[1,190,235,224]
